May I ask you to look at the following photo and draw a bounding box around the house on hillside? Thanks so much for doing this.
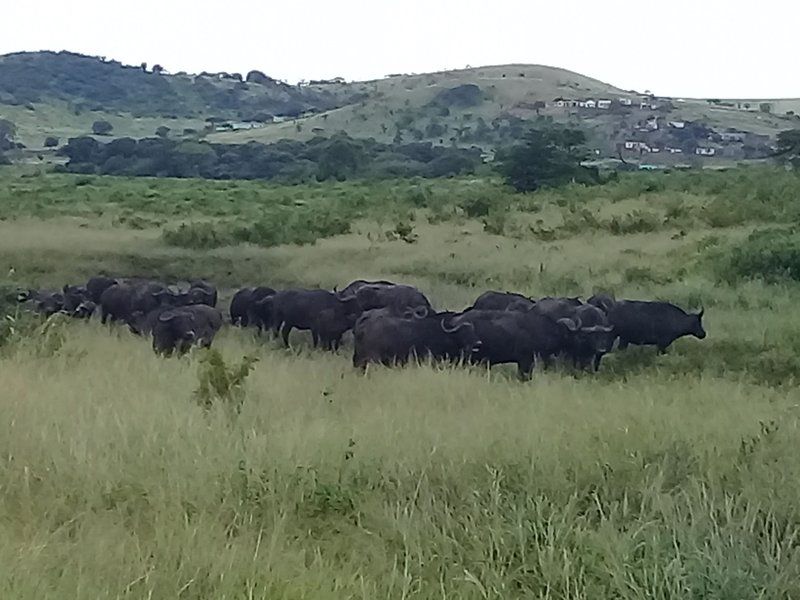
[695,147,717,156]
[624,141,652,152]
[619,98,633,106]
[719,131,746,142]
[597,99,612,109]
[668,121,686,129]
[553,97,578,108]
[666,147,684,154]
[584,100,597,109]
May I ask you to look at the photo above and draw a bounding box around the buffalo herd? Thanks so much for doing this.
[16,277,706,378]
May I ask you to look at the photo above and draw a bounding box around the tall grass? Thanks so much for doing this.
[1,326,799,598]
[4,166,800,597]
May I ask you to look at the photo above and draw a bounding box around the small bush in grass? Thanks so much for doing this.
[606,210,663,235]
[162,222,234,249]
[193,350,258,415]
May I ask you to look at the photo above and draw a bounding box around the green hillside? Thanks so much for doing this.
[209,64,800,162]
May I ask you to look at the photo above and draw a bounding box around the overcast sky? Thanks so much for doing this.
[3,0,797,98]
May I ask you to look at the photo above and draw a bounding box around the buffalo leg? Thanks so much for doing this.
[281,324,292,347]
[517,358,534,381]
[593,354,603,372]
[311,330,320,348]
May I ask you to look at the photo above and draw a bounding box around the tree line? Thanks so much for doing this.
[58,134,484,182]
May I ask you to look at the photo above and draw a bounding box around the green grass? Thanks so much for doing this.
[3,166,800,597]
[0,101,206,149]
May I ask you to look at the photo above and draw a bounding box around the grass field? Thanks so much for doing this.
[0,101,206,149]
[2,166,800,597]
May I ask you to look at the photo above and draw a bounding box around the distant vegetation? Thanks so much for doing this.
[496,125,600,191]
[58,133,483,182]
[0,51,350,120]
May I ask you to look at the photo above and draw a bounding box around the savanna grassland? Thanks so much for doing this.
[2,166,800,598]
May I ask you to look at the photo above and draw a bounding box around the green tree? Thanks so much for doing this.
[92,120,113,135]
[495,126,599,192]
[775,129,800,166]
[0,119,16,151]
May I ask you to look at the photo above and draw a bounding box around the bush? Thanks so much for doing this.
[606,210,663,235]
[163,205,353,249]
[91,120,113,135]
[722,228,800,283]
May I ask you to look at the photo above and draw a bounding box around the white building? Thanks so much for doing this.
[597,100,612,109]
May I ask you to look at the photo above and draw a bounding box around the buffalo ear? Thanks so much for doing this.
[698,308,705,319]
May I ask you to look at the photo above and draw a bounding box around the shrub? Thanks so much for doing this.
[606,210,663,235]
[722,228,800,283]
[193,350,258,415]
[163,205,353,249]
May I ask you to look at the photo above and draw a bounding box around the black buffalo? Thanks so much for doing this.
[607,300,706,352]
[587,292,616,314]
[62,285,93,314]
[449,309,573,379]
[562,304,616,371]
[353,312,479,368]
[183,280,217,307]
[152,305,223,356]
[353,283,432,315]
[231,287,277,330]
[99,281,180,325]
[337,279,396,297]
[18,289,65,317]
[85,276,118,303]
[471,290,536,312]
[270,289,362,348]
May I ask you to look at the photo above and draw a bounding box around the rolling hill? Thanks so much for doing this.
[1,51,799,164]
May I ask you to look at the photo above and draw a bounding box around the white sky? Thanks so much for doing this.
[3,0,797,98]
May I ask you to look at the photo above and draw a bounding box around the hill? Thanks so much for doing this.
[211,64,800,164]
[1,51,799,165]
[0,51,355,149]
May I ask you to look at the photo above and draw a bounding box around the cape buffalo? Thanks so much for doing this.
[353,283,432,315]
[587,293,616,314]
[152,305,223,356]
[100,281,181,325]
[352,312,479,369]
[232,287,277,330]
[607,300,706,352]
[183,280,217,307]
[562,304,616,371]
[270,289,362,347]
[471,290,536,312]
[337,279,396,297]
[85,276,118,303]
[449,309,574,379]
